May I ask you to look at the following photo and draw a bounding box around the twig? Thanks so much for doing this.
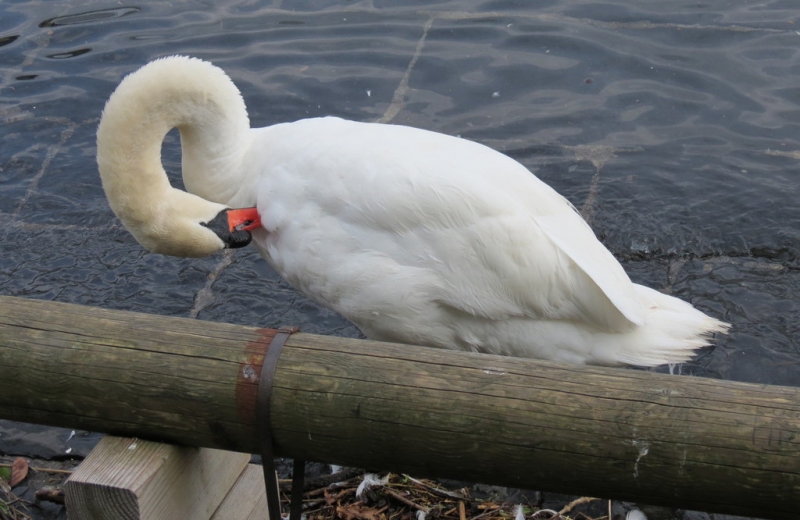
[405,475,469,500]
[34,487,64,504]
[280,467,366,492]
[0,463,73,475]
[0,481,32,520]
[559,496,599,516]
[302,476,365,498]
[384,488,430,513]
[297,497,327,511]
[467,505,503,520]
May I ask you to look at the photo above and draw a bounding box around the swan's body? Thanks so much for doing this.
[98,56,729,366]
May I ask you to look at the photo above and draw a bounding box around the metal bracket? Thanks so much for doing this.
[257,327,305,520]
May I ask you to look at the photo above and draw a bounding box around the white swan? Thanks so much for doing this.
[98,56,729,366]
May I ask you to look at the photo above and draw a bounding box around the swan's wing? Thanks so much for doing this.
[337,206,644,331]
[533,213,645,327]
[255,118,645,331]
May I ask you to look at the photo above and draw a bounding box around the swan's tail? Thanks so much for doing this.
[434,285,729,367]
[597,284,730,367]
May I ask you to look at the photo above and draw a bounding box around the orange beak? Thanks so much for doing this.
[226,207,262,232]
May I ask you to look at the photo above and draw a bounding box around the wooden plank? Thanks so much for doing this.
[0,295,799,519]
[211,465,268,520]
[64,437,250,520]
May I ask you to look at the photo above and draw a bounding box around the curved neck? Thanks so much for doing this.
[97,57,254,257]
[97,57,252,211]
[178,101,252,204]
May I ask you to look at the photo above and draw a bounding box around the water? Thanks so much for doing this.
[1,0,799,517]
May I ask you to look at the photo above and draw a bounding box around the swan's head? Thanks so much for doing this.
[117,187,255,258]
[97,56,258,258]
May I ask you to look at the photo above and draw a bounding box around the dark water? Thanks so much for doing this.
[1,1,799,518]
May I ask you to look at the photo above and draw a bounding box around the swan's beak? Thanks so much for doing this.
[201,208,261,249]
[226,207,262,232]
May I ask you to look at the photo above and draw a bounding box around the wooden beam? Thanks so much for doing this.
[210,465,268,520]
[64,437,250,519]
[0,295,798,519]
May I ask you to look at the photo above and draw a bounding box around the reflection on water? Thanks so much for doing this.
[0,0,798,515]
[39,7,141,28]
[46,48,92,59]
[0,35,18,47]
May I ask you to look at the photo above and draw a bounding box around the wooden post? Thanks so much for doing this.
[64,437,251,520]
[210,465,268,520]
[0,295,798,519]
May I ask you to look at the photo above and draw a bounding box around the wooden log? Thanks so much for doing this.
[64,437,251,520]
[0,295,798,519]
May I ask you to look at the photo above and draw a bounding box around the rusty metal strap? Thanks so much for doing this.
[258,326,305,520]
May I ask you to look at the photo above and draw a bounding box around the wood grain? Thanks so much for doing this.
[64,437,250,520]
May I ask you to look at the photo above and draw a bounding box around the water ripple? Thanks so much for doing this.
[39,7,140,28]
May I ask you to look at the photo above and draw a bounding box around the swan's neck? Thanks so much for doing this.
[178,102,252,204]
[101,58,251,203]
[97,56,253,257]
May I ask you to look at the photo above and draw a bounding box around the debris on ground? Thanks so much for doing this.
[279,470,608,520]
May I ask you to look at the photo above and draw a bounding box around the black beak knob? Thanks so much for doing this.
[201,209,253,249]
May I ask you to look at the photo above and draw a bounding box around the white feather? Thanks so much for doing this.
[356,473,389,499]
[626,509,648,520]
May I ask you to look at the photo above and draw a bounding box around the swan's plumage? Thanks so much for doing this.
[98,56,729,366]
[97,56,252,256]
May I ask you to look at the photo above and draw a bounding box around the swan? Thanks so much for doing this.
[97,56,729,366]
